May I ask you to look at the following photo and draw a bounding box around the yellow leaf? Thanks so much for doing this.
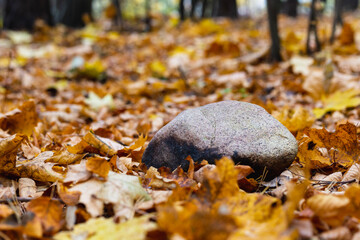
[272,107,315,133]
[54,215,156,240]
[313,89,360,118]
[149,60,167,77]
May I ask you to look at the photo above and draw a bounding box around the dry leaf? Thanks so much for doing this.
[297,123,359,170]
[0,100,38,136]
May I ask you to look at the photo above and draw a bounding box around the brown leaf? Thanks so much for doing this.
[27,197,64,235]
[86,156,110,178]
[16,151,64,182]
[0,134,27,177]
[19,178,37,198]
[0,100,38,136]
[297,123,359,170]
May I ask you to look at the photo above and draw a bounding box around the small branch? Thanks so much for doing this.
[0,197,64,204]
[311,179,356,186]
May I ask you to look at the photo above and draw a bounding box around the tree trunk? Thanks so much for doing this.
[112,0,123,28]
[190,0,198,18]
[212,0,238,19]
[4,0,53,30]
[306,0,321,54]
[286,0,298,17]
[201,0,208,18]
[179,0,185,21]
[266,0,282,62]
[343,0,358,11]
[145,0,151,31]
[59,0,93,28]
[330,0,343,43]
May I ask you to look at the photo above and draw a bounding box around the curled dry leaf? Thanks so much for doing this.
[19,178,37,198]
[67,131,123,156]
[342,163,360,182]
[319,226,351,240]
[306,194,350,226]
[16,151,64,182]
[46,149,84,165]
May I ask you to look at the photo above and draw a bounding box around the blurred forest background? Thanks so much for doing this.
[0,0,358,31]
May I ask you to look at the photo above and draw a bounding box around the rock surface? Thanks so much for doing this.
[142,100,298,180]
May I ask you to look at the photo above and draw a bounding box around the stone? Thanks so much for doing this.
[142,100,298,180]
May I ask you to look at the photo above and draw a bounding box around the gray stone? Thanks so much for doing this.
[142,100,298,180]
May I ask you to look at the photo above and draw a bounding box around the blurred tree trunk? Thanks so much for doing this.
[285,0,298,17]
[201,0,208,18]
[112,0,123,28]
[212,0,238,18]
[343,0,358,11]
[179,0,185,21]
[4,0,53,30]
[267,0,282,62]
[59,0,93,28]
[330,0,343,43]
[145,0,151,31]
[190,0,198,18]
[306,0,321,54]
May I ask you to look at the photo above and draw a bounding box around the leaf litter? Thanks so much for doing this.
[2,13,360,240]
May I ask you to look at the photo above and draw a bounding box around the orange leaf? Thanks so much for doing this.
[0,100,38,136]
[27,197,64,235]
[297,123,359,170]
[86,156,110,178]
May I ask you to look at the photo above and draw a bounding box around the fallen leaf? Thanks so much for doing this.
[27,197,64,235]
[297,123,359,170]
[313,89,360,119]
[54,215,156,240]
[0,100,38,136]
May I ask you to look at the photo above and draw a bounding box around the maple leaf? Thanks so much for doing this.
[297,123,359,170]
[313,89,360,119]
[54,215,156,240]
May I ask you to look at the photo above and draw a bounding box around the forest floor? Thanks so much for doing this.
[1,13,360,239]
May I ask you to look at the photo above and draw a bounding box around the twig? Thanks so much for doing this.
[311,179,356,186]
[0,197,64,204]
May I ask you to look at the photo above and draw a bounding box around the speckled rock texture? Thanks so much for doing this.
[142,100,298,180]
